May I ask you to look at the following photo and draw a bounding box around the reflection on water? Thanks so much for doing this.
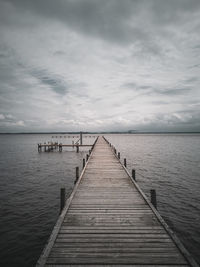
[0,133,199,266]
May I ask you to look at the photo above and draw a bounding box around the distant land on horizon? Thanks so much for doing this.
[0,131,200,135]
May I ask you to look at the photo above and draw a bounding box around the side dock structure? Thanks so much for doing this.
[37,136,198,266]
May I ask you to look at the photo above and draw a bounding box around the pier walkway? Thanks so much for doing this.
[37,136,197,266]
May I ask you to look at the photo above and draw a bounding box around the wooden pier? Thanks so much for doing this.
[38,143,93,153]
[37,136,198,266]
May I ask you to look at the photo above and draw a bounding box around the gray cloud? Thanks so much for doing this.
[156,88,192,96]
[31,69,68,95]
[0,0,200,132]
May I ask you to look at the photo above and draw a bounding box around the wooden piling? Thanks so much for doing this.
[74,167,79,184]
[76,145,79,153]
[118,152,120,159]
[59,144,62,152]
[80,132,83,145]
[60,188,66,214]
[86,154,89,161]
[83,158,85,169]
[124,158,127,167]
[132,169,136,181]
[150,189,157,209]
[38,144,41,152]
[44,143,46,152]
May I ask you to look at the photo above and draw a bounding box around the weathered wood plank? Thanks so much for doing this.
[45,265,189,267]
[59,229,166,234]
[46,256,186,265]
[53,242,177,249]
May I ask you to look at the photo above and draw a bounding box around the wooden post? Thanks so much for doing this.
[150,189,157,209]
[74,167,79,184]
[132,169,136,181]
[89,149,91,155]
[59,144,62,152]
[80,132,83,145]
[60,188,66,214]
[76,145,79,153]
[124,158,127,167]
[118,152,120,159]
[83,158,85,168]
[38,144,41,152]
[86,154,89,161]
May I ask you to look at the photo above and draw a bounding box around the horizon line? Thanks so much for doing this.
[0,131,200,134]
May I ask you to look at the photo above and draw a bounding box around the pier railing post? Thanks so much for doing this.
[60,188,66,214]
[124,158,127,167]
[38,144,41,152]
[132,169,136,181]
[86,154,89,161]
[76,145,79,153]
[83,158,85,169]
[59,143,62,152]
[74,167,79,184]
[80,132,83,145]
[150,189,157,209]
[118,152,120,159]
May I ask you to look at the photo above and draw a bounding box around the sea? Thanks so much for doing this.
[0,133,199,266]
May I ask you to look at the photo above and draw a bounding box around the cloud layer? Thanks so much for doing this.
[0,0,200,132]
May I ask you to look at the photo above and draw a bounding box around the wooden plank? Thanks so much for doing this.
[59,229,166,234]
[60,226,164,230]
[53,242,177,249]
[46,256,186,265]
[45,265,189,267]
[50,247,177,253]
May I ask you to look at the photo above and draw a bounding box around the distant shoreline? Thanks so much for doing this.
[0,131,200,135]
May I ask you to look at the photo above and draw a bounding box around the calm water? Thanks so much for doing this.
[0,134,199,266]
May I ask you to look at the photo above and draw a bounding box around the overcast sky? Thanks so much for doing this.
[0,0,200,132]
